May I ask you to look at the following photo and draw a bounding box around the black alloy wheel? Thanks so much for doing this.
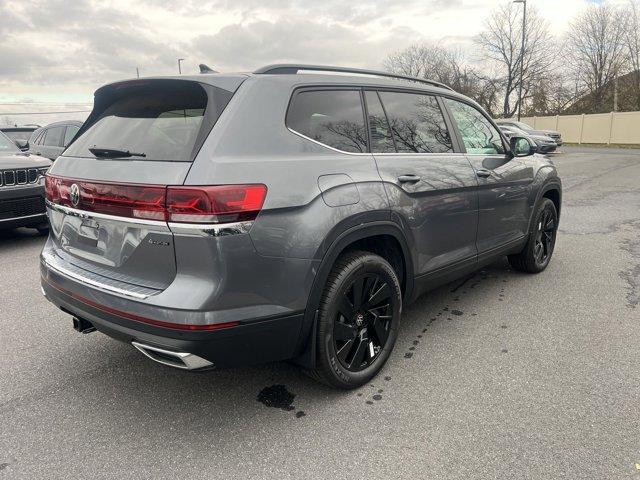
[333,273,393,372]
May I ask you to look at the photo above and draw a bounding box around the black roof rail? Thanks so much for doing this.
[253,64,454,91]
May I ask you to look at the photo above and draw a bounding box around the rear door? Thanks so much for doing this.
[442,98,534,253]
[367,89,479,276]
[45,79,236,292]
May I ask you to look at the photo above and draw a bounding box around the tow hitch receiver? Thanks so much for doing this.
[73,317,97,334]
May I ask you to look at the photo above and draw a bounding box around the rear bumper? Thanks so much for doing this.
[41,267,304,369]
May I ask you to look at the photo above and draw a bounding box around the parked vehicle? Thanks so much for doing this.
[499,125,557,154]
[0,131,51,232]
[495,119,562,146]
[28,120,83,160]
[0,125,40,151]
[40,65,562,388]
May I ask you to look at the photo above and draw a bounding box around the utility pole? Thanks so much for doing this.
[514,0,527,120]
[136,67,140,79]
[178,58,185,75]
[613,71,619,112]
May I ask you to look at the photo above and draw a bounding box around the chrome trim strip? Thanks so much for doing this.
[42,251,150,299]
[47,201,254,236]
[0,213,46,223]
[46,201,168,228]
[288,127,463,157]
[168,220,253,237]
[131,342,213,370]
[288,127,371,156]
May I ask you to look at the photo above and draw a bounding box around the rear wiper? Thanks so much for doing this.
[88,147,146,159]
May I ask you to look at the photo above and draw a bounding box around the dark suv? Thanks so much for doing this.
[0,131,51,232]
[40,65,562,388]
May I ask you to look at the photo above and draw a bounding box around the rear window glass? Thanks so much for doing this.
[3,130,33,142]
[44,126,65,147]
[287,90,368,153]
[378,91,453,154]
[65,81,232,161]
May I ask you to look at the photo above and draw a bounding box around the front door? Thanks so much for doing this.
[365,89,479,277]
[442,98,534,253]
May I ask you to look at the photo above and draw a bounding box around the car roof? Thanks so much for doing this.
[98,65,476,107]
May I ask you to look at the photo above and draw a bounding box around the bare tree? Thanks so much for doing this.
[475,3,556,118]
[624,0,640,109]
[383,44,499,115]
[566,2,629,113]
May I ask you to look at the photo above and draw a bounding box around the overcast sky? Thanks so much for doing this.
[0,0,621,104]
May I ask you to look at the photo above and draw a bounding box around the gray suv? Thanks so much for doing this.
[40,65,562,388]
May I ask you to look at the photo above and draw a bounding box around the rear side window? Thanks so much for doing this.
[287,90,368,153]
[44,126,65,147]
[63,125,80,146]
[378,91,453,154]
[65,81,233,161]
[364,91,395,153]
[445,99,505,154]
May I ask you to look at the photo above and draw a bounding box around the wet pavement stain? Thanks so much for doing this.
[0,463,9,471]
[257,385,305,417]
[451,310,463,316]
[384,376,391,381]
[501,349,508,354]
[404,352,413,358]
[372,394,382,401]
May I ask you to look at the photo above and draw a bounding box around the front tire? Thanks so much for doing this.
[508,198,558,273]
[309,251,402,389]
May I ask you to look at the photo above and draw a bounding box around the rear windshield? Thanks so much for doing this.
[3,130,33,142]
[64,81,233,161]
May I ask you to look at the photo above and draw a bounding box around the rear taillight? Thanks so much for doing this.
[45,175,267,224]
[45,175,166,220]
[166,185,267,223]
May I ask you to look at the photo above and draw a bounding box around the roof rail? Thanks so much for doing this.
[253,64,454,91]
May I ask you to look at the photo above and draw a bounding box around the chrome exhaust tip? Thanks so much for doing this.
[131,341,213,370]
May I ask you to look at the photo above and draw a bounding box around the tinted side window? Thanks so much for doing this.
[43,126,64,147]
[445,99,505,154]
[364,91,395,153]
[287,90,368,153]
[63,125,80,146]
[378,91,453,154]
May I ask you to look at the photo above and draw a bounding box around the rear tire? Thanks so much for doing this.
[35,223,49,235]
[508,198,558,273]
[309,250,402,389]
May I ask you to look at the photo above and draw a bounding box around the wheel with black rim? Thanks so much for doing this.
[309,250,402,389]
[508,198,558,273]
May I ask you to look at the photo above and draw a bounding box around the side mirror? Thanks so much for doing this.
[510,136,534,157]
[15,139,29,151]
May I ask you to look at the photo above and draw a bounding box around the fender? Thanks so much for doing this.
[526,167,562,235]
[291,220,414,369]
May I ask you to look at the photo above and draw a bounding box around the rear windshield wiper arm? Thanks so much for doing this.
[88,147,146,159]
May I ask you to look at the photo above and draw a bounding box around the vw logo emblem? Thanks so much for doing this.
[70,184,80,207]
[355,313,365,327]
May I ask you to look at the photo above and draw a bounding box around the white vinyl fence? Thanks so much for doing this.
[519,111,640,145]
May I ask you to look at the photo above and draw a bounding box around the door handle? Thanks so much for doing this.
[397,174,421,184]
[476,169,492,178]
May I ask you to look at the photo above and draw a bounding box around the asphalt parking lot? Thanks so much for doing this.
[1,147,639,479]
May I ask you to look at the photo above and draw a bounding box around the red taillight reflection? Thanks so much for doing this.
[166,185,267,223]
[45,175,267,224]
